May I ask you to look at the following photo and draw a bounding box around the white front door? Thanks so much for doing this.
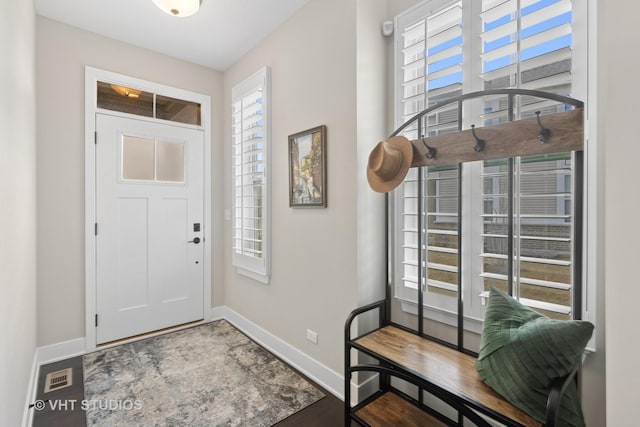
[95,114,204,344]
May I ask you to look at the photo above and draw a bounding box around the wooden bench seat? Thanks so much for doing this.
[354,325,540,427]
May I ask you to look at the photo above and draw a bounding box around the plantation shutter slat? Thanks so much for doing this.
[428,64,463,81]
[520,46,571,72]
[521,0,571,28]
[521,23,571,52]
[480,41,517,63]
[480,0,516,23]
[427,22,461,48]
[480,19,516,43]
[427,44,462,65]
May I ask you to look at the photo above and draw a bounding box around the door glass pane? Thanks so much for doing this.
[97,81,153,118]
[156,95,201,125]
[122,136,154,181]
[156,140,185,182]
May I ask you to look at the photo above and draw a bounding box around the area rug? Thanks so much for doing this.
[83,320,325,426]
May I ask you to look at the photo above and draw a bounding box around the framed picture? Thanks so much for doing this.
[288,125,327,208]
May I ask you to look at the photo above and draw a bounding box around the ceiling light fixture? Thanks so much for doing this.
[152,0,201,17]
[111,85,142,99]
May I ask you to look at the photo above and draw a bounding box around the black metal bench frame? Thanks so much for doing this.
[344,89,585,427]
[345,300,578,426]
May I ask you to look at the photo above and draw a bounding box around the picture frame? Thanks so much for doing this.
[288,125,327,208]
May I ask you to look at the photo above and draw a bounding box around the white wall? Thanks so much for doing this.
[35,17,224,346]
[222,0,359,375]
[0,0,38,425]
[603,1,640,425]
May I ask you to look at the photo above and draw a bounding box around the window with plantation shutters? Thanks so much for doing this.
[231,67,271,283]
[394,0,583,329]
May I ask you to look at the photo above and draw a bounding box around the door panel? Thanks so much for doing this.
[96,114,204,344]
[118,197,150,309]
[155,198,189,301]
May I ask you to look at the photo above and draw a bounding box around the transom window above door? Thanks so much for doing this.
[97,81,202,126]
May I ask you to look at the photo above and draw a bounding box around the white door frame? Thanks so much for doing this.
[84,66,212,351]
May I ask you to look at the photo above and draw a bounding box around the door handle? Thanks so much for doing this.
[188,237,201,244]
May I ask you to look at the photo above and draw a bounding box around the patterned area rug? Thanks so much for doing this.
[83,320,325,426]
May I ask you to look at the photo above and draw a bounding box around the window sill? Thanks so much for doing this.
[396,296,484,335]
[236,267,270,285]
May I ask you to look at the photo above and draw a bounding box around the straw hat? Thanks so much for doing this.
[366,136,414,193]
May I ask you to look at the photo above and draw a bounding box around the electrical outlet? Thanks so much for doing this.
[306,329,318,344]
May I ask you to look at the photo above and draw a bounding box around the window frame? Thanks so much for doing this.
[392,0,593,338]
[230,66,271,284]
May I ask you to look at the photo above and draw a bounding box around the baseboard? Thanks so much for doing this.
[221,306,344,400]
[350,373,379,406]
[209,305,226,321]
[21,349,39,427]
[36,337,86,365]
[22,338,86,427]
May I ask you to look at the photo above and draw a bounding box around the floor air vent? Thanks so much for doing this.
[44,368,73,393]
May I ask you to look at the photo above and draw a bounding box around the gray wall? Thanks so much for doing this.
[0,0,37,425]
[222,0,359,375]
[35,17,224,346]
[603,0,640,425]
[356,0,388,310]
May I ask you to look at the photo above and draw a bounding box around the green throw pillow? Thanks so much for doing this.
[476,288,594,427]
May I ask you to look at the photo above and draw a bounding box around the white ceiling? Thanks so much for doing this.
[35,0,310,71]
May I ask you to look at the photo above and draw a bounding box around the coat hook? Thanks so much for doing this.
[536,111,550,144]
[421,136,437,159]
[471,125,485,152]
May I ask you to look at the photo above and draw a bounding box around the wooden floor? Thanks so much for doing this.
[275,389,345,427]
[32,355,345,427]
[32,357,86,427]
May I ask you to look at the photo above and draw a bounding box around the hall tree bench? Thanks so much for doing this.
[344,300,579,427]
[346,90,588,427]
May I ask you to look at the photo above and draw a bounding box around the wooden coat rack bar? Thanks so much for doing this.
[409,108,584,167]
